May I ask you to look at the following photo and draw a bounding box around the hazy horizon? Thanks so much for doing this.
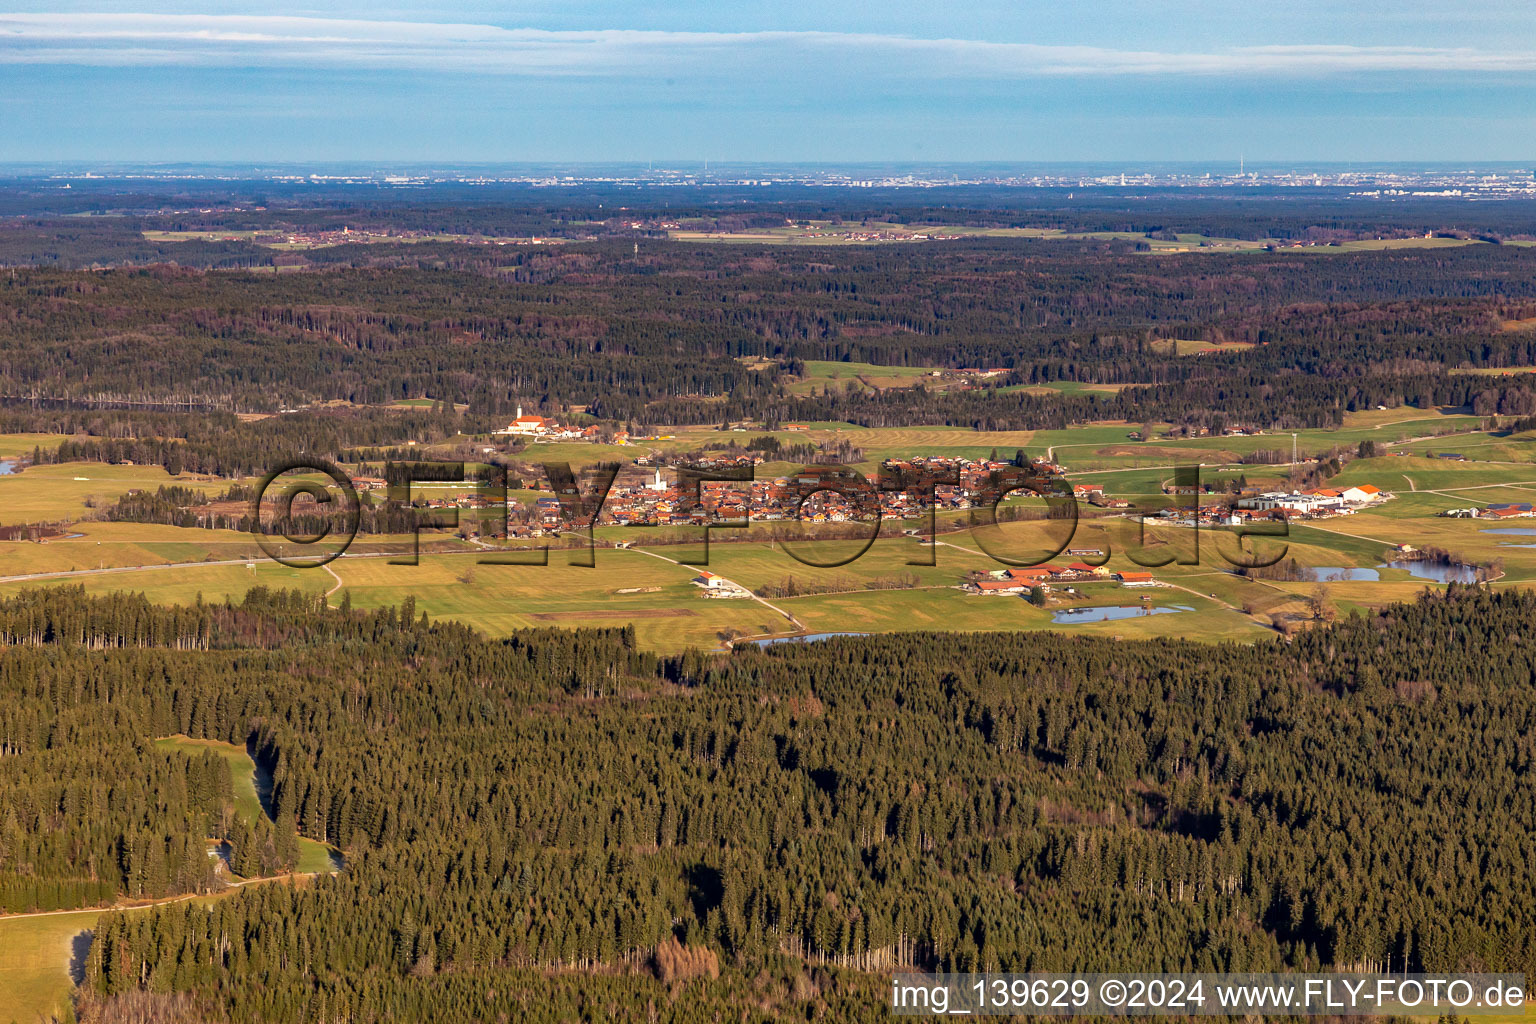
[4,2,1536,163]
[2,160,1533,180]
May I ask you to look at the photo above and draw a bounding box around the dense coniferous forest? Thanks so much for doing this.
[2,237,1536,440]
[0,585,1530,1021]
[4,405,478,479]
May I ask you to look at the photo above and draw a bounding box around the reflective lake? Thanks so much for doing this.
[1051,604,1194,625]
[1302,567,1380,582]
[1383,559,1480,584]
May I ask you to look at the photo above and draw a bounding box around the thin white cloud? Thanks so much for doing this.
[1,13,1534,76]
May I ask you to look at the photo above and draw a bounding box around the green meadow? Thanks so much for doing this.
[0,738,339,1022]
[155,736,338,875]
[0,909,101,1022]
[0,463,234,526]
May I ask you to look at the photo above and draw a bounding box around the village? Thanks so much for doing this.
[330,409,1414,609]
[353,407,1412,545]
[383,461,1397,537]
[962,562,1158,596]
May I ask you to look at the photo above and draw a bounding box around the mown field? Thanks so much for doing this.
[0,433,65,460]
[1331,454,1536,497]
[782,359,940,395]
[330,548,783,648]
[1383,427,1536,462]
[1048,412,1486,474]
[644,409,1488,478]
[0,560,332,609]
[0,522,476,579]
[1149,338,1257,356]
[0,463,235,526]
[0,907,106,1022]
[0,523,1286,648]
[1002,380,1130,397]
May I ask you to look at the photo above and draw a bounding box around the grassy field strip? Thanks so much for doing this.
[0,463,237,526]
[0,433,66,459]
[154,736,267,821]
[329,547,783,650]
[155,736,339,875]
[0,874,331,1020]
[0,739,338,1020]
[0,911,99,1020]
[0,521,482,580]
[0,548,404,585]
[0,896,187,1020]
[783,360,939,396]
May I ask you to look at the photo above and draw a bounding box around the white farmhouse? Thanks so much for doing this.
[494,406,556,436]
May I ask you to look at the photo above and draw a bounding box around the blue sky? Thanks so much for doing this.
[3,2,1535,163]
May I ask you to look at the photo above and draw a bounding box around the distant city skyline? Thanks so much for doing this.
[3,2,1536,162]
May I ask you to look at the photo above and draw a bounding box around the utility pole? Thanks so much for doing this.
[1292,433,1299,465]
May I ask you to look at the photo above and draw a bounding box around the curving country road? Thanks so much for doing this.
[629,545,804,633]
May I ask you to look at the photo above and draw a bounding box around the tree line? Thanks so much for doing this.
[0,583,1529,1020]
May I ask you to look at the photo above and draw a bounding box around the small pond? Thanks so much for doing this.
[1302,567,1380,582]
[1051,604,1194,625]
[752,631,870,646]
